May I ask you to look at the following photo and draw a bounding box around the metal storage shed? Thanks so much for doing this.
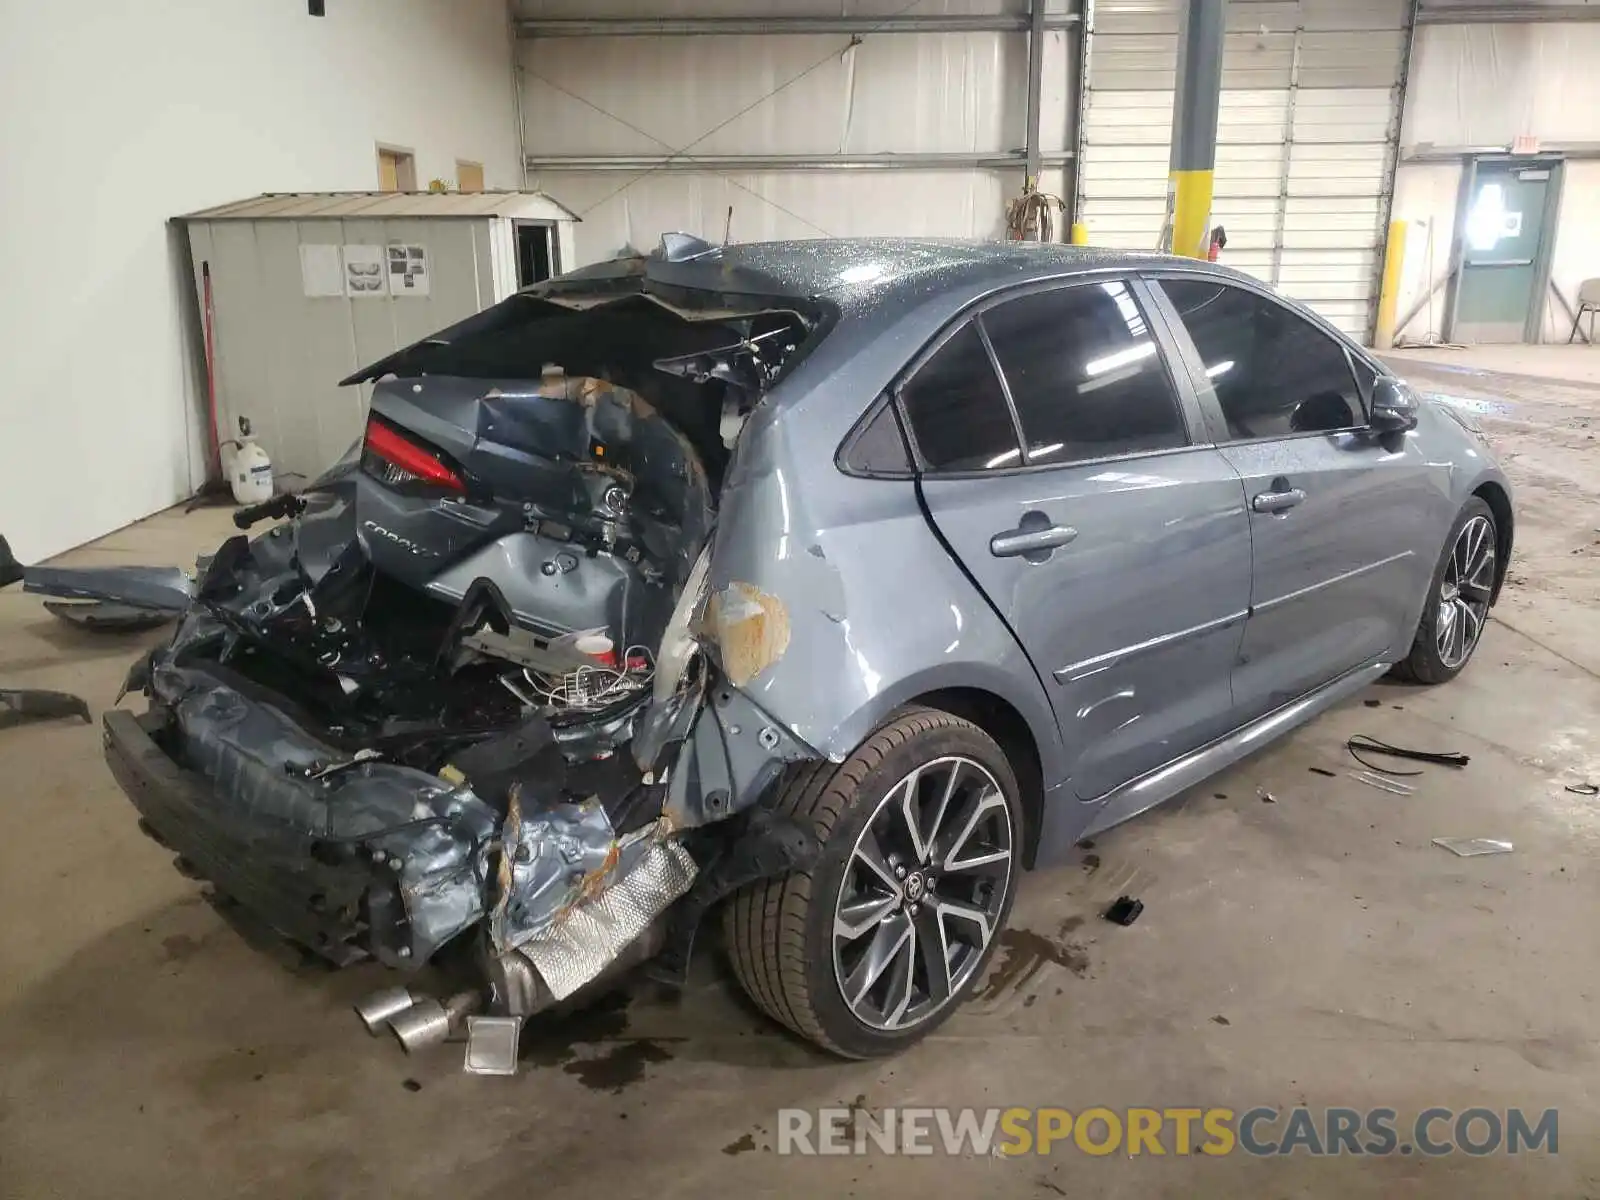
[178,191,580,488]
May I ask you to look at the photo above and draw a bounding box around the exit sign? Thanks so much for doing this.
[1511,134,1540,155]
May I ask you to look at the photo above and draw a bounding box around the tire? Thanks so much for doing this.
[723,707,1023,1058]
[1392,496,1498,685]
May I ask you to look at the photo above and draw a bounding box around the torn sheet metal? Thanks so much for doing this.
[0,688,91,729]
[25,564,194,612]
[43,600,175,632]
[516,836,697,1000]
[490,797,621,953]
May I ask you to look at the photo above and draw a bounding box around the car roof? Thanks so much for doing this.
[712,238,1177,309]
[550,236,1245,319]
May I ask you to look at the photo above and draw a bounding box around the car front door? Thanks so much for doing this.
[1148,275,1440,720]
[901,277,1253,802]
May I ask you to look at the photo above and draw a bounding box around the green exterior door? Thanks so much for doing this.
[1452,162,1553,344]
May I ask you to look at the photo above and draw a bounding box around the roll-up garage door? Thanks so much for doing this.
[1078,0,1411,340]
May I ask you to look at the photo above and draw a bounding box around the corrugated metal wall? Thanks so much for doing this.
[1080,0,1411,337]
[515,1,1079,263]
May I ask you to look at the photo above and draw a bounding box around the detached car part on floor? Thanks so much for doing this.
[102,237,1513,1061]
[0,535,94,730]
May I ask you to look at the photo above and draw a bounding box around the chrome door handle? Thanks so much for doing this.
[990,524,1079,557]
[1252,488,1306,514]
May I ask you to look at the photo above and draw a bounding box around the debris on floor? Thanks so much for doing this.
[1348,733,1470,775]
[0,535,20,589]
[42,600,175,632]
[1308,767,1337,778]
[0,688,91,730]
[1103,895,1144,926]
[463,1015,524,1076]
[22,563,194,611]
[1350,771,1416,795]
[1563,782,1599,797]
[1432,837,1513,857]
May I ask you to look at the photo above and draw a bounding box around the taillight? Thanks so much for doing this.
[362,416,465,493]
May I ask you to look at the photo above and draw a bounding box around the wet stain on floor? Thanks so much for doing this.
[518,989,678,1093]
[975,916,1090,1001]
[160,934,202,963]
[563,1039,674,1093]
[520,990,632,1067]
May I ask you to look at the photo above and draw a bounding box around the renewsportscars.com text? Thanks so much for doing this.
[776,1105,1558,1158]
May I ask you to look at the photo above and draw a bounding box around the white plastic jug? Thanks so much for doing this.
[227,417,274,505]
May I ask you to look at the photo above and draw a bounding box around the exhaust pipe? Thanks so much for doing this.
[388,991,481,1054]
[353,986,416,1035]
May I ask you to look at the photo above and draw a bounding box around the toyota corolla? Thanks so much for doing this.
[102,237,1511,1060]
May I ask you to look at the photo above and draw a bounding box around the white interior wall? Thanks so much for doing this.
[1390,162,1462,344]
[517,9,1076,264]
[517,0,1037,13]
[0,0,519,563]
[1395,22,1600,345]
[1403,23,1600,149]
[1543,161,1600,343]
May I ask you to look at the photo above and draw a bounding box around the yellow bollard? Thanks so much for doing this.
[1070,222,1089,246]
[1373,220,1408,349]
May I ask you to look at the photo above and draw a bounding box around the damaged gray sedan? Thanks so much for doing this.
[105,236,1512,1059]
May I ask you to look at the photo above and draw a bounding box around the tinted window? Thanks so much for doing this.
[1157,279,1365,440]
[981,281,1188,465]
[899,323,1019,472]
[841,400,912,476]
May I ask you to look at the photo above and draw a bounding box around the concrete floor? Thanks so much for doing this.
[3,348,1599,1198]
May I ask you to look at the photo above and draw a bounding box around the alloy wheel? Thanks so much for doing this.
[1436,514,1495,670]
[831,755,1014,1032]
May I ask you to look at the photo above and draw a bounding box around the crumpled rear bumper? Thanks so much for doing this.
[103,671,498,970]
[104,627,816,1012]
[101,662,720,993]
[105,708,386,964]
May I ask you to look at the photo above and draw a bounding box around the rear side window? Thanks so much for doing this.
[1157,279,1366,440]
[980,281,1188,465]
[840,400,912,476]
[899,323,1019,472]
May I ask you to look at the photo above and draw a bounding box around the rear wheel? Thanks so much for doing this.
[723,708,1022,1058]
[1394,497,1497,684]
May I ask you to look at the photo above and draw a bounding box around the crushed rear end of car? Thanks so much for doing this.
[103,246,832,1057]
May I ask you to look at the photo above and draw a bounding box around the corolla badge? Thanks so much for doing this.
[362,520,440,558]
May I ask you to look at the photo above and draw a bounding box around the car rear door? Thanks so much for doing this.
[901,277,1253,802]
[1147,275,1440,721]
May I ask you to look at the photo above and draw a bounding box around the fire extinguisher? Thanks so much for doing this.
[1207,225,1228,262]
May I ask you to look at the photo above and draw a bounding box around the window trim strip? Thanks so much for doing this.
[972,315,1030,466]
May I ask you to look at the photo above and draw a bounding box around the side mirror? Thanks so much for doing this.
[1369,377,1419,433]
